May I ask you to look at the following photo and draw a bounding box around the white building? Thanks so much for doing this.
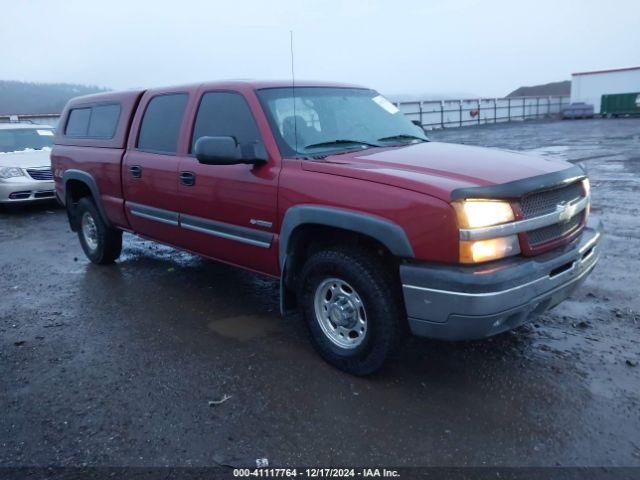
[570,66,640,113]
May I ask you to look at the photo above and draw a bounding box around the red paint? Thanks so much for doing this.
[173,85,281,274]
[52,80,583,276]
[572,66,640,76]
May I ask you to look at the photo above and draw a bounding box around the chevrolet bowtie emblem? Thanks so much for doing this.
[557,201,576,222]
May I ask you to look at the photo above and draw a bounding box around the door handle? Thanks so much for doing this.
[179,171,196,186]
[129,165,142,178]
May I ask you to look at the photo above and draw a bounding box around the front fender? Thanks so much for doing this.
[278,204,415,269]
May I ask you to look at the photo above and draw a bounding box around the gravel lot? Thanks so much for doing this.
[1,118,639,468]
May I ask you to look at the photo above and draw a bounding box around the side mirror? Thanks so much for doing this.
[194,136,267,165]
[194,136,241,165]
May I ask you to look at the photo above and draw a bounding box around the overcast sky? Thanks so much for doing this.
[1,0,639,98]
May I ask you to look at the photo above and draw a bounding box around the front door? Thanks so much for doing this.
[176,90,279,275]
[122,92,189,245]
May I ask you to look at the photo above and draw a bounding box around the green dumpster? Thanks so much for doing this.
[600,92,640,117]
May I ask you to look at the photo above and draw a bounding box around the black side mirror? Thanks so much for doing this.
[195,136,268,165]
[194,136,242,165]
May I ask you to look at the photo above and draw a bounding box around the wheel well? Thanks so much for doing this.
[283,224,398,294]
[65,179,93,231]
[66,179,93,201]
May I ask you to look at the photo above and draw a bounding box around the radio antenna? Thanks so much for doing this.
[290,30,298,153]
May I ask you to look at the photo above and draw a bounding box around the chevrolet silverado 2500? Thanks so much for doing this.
[51,81,602,375]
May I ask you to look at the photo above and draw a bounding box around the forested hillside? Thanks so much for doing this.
[0,81,108,114]
[507,80,570,97]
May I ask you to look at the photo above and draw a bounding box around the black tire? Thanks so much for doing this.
[76,197,122,264]
[298,247,405,375]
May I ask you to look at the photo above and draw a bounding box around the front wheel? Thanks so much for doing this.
[76,197,122,264]
[298,247,405,375]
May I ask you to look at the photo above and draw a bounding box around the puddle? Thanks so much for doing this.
[208,314,283,341]
[119,235,199,267]
[524,145,574,161]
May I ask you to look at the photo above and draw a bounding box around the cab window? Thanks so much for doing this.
[191,92,261,152]
[137,93,188,154]
[65,104,121,139]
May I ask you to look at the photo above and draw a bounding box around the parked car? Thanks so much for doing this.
[560,102,594,119]
[0,123,55,204]
[51,81,602,375]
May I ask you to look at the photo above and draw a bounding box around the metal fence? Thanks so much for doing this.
[396,95,570,130]
[1,95,571,131]
[0,113,60,126]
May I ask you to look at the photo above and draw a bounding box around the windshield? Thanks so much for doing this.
[0,128,55,153]
[256,87,428,156]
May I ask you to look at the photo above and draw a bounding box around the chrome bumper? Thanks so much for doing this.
[401,217,603,340]
[0,179,55,203]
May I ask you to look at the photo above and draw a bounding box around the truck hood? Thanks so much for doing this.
[301,141,574,201]
[0,148,51,169]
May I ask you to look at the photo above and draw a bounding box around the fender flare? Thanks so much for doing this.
[278,205,414,316]
[279,205,415,269]
[62,169,112,227]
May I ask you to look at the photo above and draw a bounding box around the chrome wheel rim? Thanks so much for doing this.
[81,211,99,252]
[313,278,367,349]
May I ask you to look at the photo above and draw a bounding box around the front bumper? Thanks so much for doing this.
[0,178,55,203]
[401,217,603,341]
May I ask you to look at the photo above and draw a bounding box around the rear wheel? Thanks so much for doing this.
[298,247,404,375]
[76,197,122,264]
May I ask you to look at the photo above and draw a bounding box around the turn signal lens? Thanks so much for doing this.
[453,200,515,229]
[460,235,521,264]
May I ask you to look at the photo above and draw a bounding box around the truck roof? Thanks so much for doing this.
[67,80,367,106]
[62,88,145,107]
[138,79,369,98]
[231,79,364,89]
[148,79,367,92]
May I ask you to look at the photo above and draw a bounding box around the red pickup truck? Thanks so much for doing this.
[52,80,602,374]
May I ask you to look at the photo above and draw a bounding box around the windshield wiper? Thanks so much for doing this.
[303,139,380,150]
[377,134,428,143]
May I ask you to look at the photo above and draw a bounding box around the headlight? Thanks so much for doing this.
[453,199,519,263]
[0,167,25,179]
[452,199,515,229]
[460,235,521,264]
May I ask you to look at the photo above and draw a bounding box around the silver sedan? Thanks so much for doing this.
[0,123,55,204]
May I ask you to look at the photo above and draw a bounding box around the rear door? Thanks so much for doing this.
[123,91,189,244]
[176,89,280,275]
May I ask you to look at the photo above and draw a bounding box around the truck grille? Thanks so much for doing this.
[519,180,586,250]
[526,212,583,246]
[520,181,583,219]
[26,168,53,181]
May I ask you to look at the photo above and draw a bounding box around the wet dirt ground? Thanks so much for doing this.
[1,118,639,468]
